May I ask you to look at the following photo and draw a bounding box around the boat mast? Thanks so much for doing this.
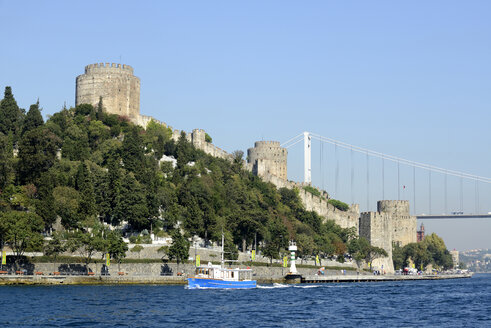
[221,231,224,269]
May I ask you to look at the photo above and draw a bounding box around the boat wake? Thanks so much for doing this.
[257,283,291,289]
[294,285,322,289]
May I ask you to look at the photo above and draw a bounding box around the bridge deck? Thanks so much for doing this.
[417,214,491,219]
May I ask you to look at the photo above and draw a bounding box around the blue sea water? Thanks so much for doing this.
[0,274,489,327]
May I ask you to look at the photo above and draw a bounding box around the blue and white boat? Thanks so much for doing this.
[187,234,257,289]
[188,263,256,289]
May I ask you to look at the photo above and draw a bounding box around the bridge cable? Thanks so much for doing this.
[382,155,385,200]
[444,171,448,214]
[460,175,464,212]
[351,146,354,204]
[308,133,491,184]
[280,133,304,148]
[429,170,432,215]
[413,166,416,215]
[320,139,323,190]
[366,151,370,211]
[475,180,479,214]
[398,160,401,200]
[335,142,339,199]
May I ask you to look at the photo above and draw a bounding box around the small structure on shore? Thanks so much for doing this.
[285,241,302,283]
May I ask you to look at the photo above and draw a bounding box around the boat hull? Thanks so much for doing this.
[188,277,256,289]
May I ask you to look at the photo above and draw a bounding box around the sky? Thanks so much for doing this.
[1,1,490,251]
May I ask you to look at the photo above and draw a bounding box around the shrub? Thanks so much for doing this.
[303,186,321,197]
[130,245,144,253]
[328,199,349,211]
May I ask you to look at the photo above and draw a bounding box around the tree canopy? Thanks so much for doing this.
[0,87,380,265]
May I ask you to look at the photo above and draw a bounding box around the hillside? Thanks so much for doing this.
[0,87,356,264]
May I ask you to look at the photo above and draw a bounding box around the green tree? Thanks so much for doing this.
[104,229,128,272]
[0,86,24,142]
[66,221,105,274]
[424,233,453,269]
[118,172,148,230]
[62,124,90,161]
[348,237,388,270]
[35,171,57,228]
[75,162,97,219]
[17,127,61,185]
[121,126,145,176]
[168,229,190,268]
[0,132,14,190]
[44,231,67,273]
[21,101,44,136]
[403,242,431,270]
[53,186,80,229]
[392,242,405,270]
[0,211,44,269]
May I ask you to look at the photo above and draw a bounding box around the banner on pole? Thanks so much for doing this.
[251,250,255,261]
[105,253,110,266]
[196,255,200,267]
[315,255,320,265]
[1,251,6,265]
[283,256,288,268]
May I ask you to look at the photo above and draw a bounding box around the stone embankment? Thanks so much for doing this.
[0,262,473,285]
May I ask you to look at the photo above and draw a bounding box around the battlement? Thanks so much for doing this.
[84,62,134,74]
[254,141,281,148]
[377,200,410,217]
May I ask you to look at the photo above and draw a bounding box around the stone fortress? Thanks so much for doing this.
[76,63,140,122]
[75,63,418,273]
[247,141,287,180]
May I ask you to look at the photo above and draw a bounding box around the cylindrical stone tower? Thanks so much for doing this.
[76,63,140,120]
[247,141,287,180]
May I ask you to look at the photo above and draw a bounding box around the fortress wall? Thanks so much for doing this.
[76,63,140,120]
[190,129,233,160]
[359,211,394,273]
[258,172,360,230]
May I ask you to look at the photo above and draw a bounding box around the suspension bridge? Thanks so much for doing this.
[281,132,491,219]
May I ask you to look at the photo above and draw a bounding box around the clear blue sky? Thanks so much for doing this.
[1,1,490,251]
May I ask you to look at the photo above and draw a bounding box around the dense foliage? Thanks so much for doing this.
[392,233,454,270]
[0,87,356,264]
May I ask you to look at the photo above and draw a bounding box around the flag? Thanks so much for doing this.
[315,255,320,265]
[105,253,110,266]
[196,255,200,267]
[1,251,6,265]
[283,256,288,268]
[251,250,256,261]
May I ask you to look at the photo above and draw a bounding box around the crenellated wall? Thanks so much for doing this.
[256,171,360,230]
[359,200,417,273]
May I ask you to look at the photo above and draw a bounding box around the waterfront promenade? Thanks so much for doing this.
[0,272,472,285]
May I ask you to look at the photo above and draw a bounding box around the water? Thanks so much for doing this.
[0,274,489,327]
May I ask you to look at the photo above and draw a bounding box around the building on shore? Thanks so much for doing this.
[417,223,425,242]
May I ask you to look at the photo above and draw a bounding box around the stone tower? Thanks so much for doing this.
[76,63,140,121]
[247,141,287,180]
[378,200,417,247]
[359,200,417,273]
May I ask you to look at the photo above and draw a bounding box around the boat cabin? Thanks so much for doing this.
[194,263,253,281]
